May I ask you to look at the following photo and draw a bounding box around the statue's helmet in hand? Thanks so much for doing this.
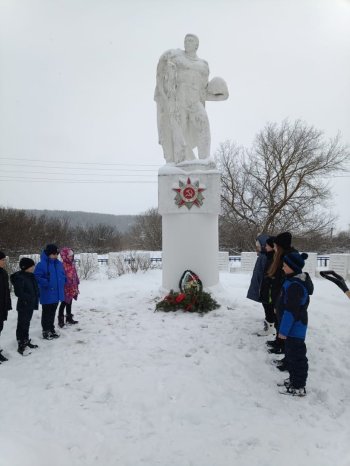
[206,76,229,101]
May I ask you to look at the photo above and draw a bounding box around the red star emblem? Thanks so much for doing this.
[173,177,206,209]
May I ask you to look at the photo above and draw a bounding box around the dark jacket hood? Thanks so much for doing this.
[10,271,21,285]
[256,234,269,251]
[289,272,314,296]
[10,270,35,285]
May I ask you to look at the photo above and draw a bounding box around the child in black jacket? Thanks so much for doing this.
[10,258,40,355]
[0,251,12,363]
[258,236,276,336]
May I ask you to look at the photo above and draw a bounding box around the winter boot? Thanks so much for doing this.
[266,339,279,348]
[50,330,60,339]
[17,341,30,356]
[279,385,306,397]
[277,377,291,388]
[256,320,275,337]
[42,331,54,340]
[26,339,39,349]
[0,349,8,362]
[268,346,285,355]
[66,314,78,325]
[58,315,65,328]
[276,362,288,372]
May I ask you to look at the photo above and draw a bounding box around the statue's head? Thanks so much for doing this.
[184,34,199,53]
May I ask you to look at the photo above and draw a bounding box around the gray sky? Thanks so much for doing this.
[1,0,350,230]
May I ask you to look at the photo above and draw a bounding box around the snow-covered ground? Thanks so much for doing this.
[0,270,349,466]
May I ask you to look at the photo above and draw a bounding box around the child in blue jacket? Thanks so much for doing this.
[34,244,66,340]
[277,251,314,397]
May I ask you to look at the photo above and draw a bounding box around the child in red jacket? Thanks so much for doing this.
[58,247,80,328]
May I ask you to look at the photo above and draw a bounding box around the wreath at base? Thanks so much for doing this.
[155,270,220,314]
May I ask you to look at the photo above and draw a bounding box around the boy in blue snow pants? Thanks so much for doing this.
[277,251,314,396]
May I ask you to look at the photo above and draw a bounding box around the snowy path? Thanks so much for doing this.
[0,270,349,466]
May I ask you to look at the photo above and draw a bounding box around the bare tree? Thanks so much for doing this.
[77,254,99,280]
[0,208,71,256]
[0,208,124,255]
[127,208,162,250]
[330,229,350,253]
[217,120,349,249]
[74,223,123,253]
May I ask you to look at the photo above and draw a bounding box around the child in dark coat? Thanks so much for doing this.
[258,236,276,336]
[277,251,314,396]
[247,234,276,336]
[266,231,298,358]
[0,251,12,363]
[11,258,40,355]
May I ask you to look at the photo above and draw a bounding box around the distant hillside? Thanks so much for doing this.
[26,209,136,233]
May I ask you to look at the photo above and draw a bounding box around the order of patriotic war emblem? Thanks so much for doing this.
[173,177,206,209]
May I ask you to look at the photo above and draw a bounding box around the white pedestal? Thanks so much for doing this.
[158,164,221,291]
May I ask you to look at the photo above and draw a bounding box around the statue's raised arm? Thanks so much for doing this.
[154,34,229,165]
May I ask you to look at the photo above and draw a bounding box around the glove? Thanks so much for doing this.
[320,270,349,293]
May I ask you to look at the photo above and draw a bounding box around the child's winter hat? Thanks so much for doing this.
[60,247,74,261]
[0,251,6,260]
[266,236,276,248]
[274,231,292,249]
[19,257,35,271]
[44,244,59,256]
[283,252,308,274]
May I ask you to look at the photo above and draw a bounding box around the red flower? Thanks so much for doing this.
[175,293,186,303]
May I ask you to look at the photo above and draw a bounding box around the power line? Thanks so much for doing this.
[0,176,157,184]
[0,162,158,172]
[1,165,349,178]
[0,156,160,167]
[0,168,157,177]
[1,168,349,178]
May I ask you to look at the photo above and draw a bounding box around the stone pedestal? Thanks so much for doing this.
[158,164,221,291]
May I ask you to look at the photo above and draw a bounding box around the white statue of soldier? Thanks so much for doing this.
[155,34,229,165]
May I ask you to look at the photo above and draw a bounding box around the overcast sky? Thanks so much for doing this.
[0,0,349,230]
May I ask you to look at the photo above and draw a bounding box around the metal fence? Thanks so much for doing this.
[316,256,330,267]
[228,255,330,267]
[74,255,330,267]
[74,257,162,265]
